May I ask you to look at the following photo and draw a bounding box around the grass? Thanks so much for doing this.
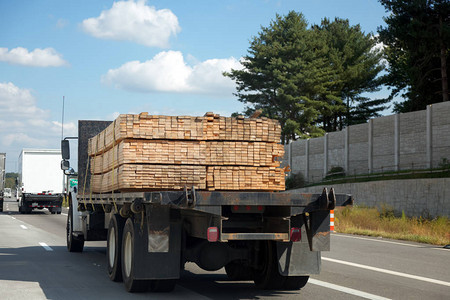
[334,206,450,246]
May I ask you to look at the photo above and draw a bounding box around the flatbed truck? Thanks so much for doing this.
[62,120,352,292]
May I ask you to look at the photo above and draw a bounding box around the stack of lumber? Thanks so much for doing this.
[92,165,207,192]
[89,112,285,193]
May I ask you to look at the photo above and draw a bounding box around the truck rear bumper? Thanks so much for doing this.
[23,194,62,208]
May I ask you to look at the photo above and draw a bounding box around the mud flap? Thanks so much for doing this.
[147,205,170,253]
[307,210,331,251]
[276,234,321,276]
[131,205,181,280]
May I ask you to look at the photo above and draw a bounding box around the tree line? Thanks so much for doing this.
[226,1,449,144]
[5,173,18,190]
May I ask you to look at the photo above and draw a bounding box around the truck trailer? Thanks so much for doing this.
[18,149,64,214]
[0,153,5,212]
[62,120,352,293]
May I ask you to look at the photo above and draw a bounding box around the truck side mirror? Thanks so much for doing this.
[61,160,70,171]
[61,140,70,160]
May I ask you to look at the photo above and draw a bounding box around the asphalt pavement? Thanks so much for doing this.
[1,197,449,299]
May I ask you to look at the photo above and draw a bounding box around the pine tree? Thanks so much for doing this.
[225,11,334,143]
[316,18,387,128]
[378,0,450,112]
[226,12,387,142]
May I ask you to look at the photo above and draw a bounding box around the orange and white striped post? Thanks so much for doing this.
[330,210,335,232]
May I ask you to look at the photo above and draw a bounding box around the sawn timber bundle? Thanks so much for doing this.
[88,112,285,193]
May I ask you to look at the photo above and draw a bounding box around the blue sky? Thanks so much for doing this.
[0,0,388,172]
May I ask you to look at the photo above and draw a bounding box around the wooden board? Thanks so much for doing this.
[91,165,207,193]
[90,165,284,193]
[88,113,281,156]
[90,139,284,174]
[206,166,285,191]
[88,112,286,193]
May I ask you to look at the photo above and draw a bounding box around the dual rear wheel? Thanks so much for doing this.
[106,216,308,292]
[107,217,176,293]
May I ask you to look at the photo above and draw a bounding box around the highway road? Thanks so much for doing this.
[1,197,449,299]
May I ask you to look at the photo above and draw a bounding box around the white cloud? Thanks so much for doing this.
[0,47,68,67]
[0,82,76,149]
[3,133,48,148]
[102,51,243,95]
[81,0,180,48]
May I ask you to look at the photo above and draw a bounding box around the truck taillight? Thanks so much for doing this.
[290,227,301,242]
[207,227,219,242]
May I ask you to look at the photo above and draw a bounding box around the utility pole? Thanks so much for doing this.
[61,96,65,140]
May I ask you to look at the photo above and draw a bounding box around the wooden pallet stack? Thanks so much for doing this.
[89,112,285,193]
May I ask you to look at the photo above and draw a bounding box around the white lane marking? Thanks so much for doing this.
[39,242,53,251]
[309,278,391,300]
[61,213,68,216]
[332,233,447,251]
[322,257,450,287]
[20,225,28,230]
[11,217,16,220]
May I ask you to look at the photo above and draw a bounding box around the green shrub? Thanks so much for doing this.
[439,157,450,169]
[324,166,345,180]
[285,172,306,189]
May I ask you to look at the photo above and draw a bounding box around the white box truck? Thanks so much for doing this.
[18,149,64,214]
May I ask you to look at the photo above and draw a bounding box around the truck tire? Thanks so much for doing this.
[253,241,286,290]
[107,214,125,282]
[150,279,176,292]
[122,218,148,292]
[225,261,253,281]
[67,203,84,252]
[283,276,309,290]
[19,197,26,214]
[19,204,31,214]
[0,200,3,212]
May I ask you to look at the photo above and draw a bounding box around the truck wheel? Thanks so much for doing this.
[19,198,26,214]
[67,204,84,252]
[122,218,148,292]
[0,200,3,212]
[225,261,253,281]
[253,241,286,290]
[283,276,309,290]
[107,214,125,282]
